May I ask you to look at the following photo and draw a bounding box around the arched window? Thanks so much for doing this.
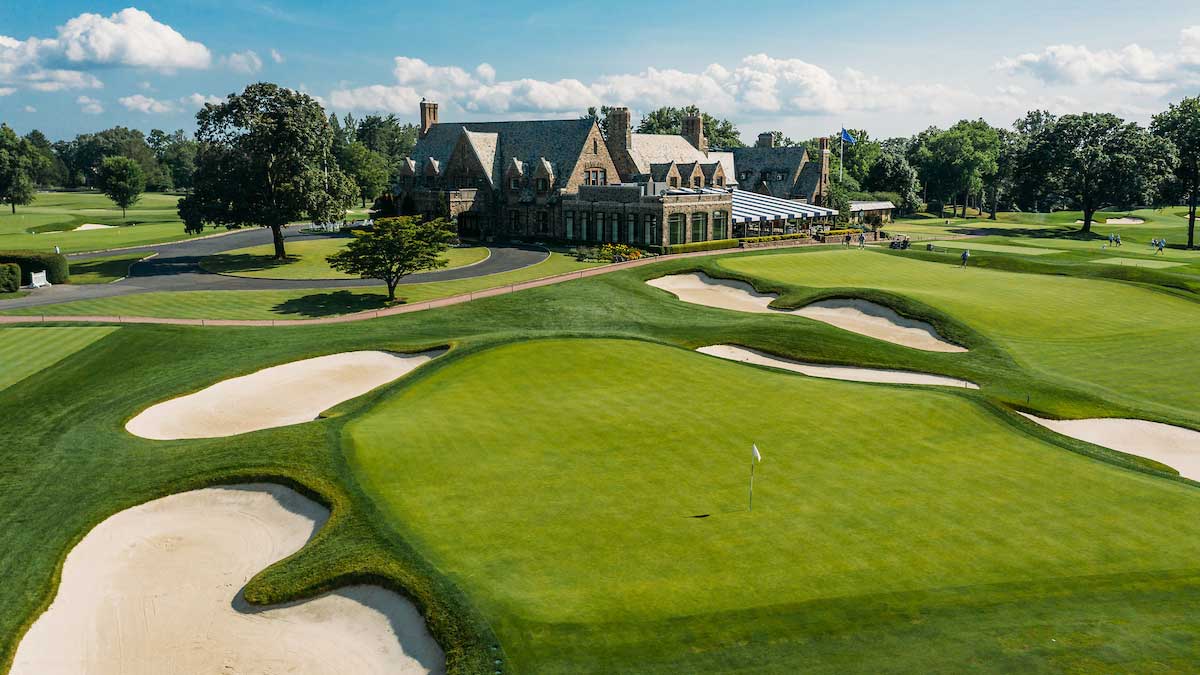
[691,212,708,243]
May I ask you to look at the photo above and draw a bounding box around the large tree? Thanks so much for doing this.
[983,127,1023,220]
[0,124,40,214]
[865,148,922,213]
[326,216,456,301]
[920,121,999,217]
[1152,96,1200,248]
[1047,112,1170,233]
[96,156,145,219]
[342,141,391,208]
[179,83,355,257]
[636,106,744,148]
[836,128,881,186]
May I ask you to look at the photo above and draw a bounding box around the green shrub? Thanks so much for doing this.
[663,239,739,255]
[574,243,650,262]
[740,233,810,244]
[0,250,71,285]
[0,263,19,292]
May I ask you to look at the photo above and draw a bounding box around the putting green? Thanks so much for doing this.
[200,238,490,280]
[1091,257,1187,269]
[928,241,1063,255]
[347,338,1200,673]
[0,326,118,393]
[718,250,1200,421]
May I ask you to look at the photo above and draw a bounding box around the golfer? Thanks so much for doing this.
[960,249,970,268]
[858,232,866,249]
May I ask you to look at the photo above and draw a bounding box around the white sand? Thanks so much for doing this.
[1020,413,1200,480]
[74,223,116,230]
[647,273,966,352]
[11,484,444,675]
[1074,218,1145,225]
[698,345,978,388]
[127,350,444,440]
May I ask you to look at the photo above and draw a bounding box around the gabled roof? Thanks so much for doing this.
[627,133,708,174]
[795,161,823,202]
[649,162,678,182]
[700,162,723,179]
[408,118,596,189]
[730,146,812,199]
[506,156,525,176]
[461,129,499,186]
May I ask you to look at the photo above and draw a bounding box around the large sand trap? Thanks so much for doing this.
[127,349,444,440]
[1075,217,1145,225]
[1020,413,1200,481]
[1091,257,1185,269]
[11,484,444,675]
[74,223,116,230]
[698,345,978,388]
[647,273,966,352]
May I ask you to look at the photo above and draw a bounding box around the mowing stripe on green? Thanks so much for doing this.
[928,241,1063,255]
[0,326,118,392]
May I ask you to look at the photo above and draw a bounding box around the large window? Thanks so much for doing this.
[646,214,658,246]
[537,211,549,233]
[712,211,728,240]
[579,211,590,240]
[668,213,686,245]
[536,178,549,192]
[595,212,606,242]
[691,212,708,243]
[611,214,621,242]
[509,210,521,232]
[565,211,575,239]
[626,213,637,243]
[583,168,608,186]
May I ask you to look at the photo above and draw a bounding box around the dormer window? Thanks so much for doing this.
[693,176,701,187]
[510,178,520,190]
[536,178,549,192]
[670,177,679,187]
[716,177,724,186]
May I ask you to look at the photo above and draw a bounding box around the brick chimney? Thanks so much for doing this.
[606,106,631,153]
[756,132,775,148]
[682,112,707,152]
[419,100,439,138]
[816,136,831,205]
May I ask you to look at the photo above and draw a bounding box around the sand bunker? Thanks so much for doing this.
[698,345,978,388]
[74,223,116,230]
[11,484,444,675]
[1091,257,1184,269]
[646,273,966,352]
[1074,218,1145,225]
[1021,413,1200,481]
[127,349,444,440]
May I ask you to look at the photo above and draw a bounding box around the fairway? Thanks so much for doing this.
[718,250,1200,422]
[200,237,490,280]
[0,192,197,254]
[347,338,1200,673]
[0,326,118,392]
[928,240,1063,255]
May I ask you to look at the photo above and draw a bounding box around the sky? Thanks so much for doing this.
[2,1,1199,142]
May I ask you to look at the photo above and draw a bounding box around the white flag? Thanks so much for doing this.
[752,444,762,463]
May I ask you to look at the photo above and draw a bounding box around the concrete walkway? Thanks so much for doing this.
[0,238,833,327]
[3,225,548,312]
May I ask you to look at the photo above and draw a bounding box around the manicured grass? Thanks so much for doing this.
[6,246,1200,673]
[717,249,1200,422]
[67,253,149,284]
[1091,257,1187,269]
[928,240,1063,255]
[0,326,118,392]
[0,191,202,254]
[347,338,1200,673]
[200,237,490,280]
[1,251,600,320]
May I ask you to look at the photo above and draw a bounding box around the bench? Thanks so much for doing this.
[29,271,51,288]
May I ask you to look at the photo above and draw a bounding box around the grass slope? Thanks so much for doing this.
[347,338,1200,673]
[717,249,1200,423]
[200,237,490,280]
[1,252,600,320]
[0,192,199,254]
[0,326,118,392]
[67,253,148,284]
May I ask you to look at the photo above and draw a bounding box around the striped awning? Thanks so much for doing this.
[731,189,838,223]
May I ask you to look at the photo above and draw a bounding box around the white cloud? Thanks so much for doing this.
[0,87,13,96]
[223,50,263,74]
[996,25,1200,87]
[183,92,222,107]
[328,54,957,119]
[0,8,208,93]
[119,93,175,113]
[76,95,103,114]
[270,48,284,64]
[23,105,36,112]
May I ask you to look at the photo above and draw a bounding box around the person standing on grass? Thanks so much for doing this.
[960,249,970,268]
[1109,233,1115,247]
[1157,239,1166,255]
[1116,233,1122,246]
[858,232,866,249]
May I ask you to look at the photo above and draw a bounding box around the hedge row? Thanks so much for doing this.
[0,250,70,285]
[0,263,19,293]
[662,239,740,255]
[740,233,809,244]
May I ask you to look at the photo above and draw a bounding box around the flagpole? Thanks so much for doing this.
[839,128,844,184]
[748,459,755,511]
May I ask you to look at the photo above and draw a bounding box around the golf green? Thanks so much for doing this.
[0,326,118,392]
[200,238,491,280]
[928,241,1063,255]
[346,338,1200,673]
[717,250,1200,422]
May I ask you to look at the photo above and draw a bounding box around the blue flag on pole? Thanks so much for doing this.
[841,128,857,145]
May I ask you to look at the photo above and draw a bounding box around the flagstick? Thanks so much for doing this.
[748,458,755,512]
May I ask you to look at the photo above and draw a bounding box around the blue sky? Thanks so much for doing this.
[2,1,1199,141]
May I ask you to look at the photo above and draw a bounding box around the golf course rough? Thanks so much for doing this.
[698,344,978,388]
[11,484,443,674]
[345,338,1200,673]
[647,271,966,352]
[0,326,118,393]
[126,349,445,439]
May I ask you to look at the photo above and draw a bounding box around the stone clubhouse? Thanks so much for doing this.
[390,102,838,248]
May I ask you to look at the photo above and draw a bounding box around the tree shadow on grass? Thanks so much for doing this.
[272,290,391,317]
[203,253,301,275]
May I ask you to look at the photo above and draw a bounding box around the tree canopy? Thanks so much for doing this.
[0,124,40,214]
[178,83,355,257]
[635,106,744,148]
[1152,96,1200,248]
[96,156,145,219]
[326,216,457,301]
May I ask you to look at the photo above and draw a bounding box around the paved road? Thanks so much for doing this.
[3,226,549,310]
